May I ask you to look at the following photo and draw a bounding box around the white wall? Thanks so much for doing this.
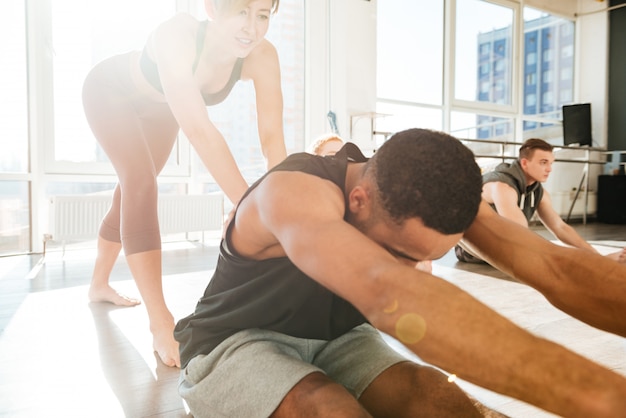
[543,0,609,210]
[306,0,378,151]
[576,0,609,148]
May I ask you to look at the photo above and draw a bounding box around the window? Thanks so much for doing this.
[543,49,553,63]
[50,0,177,172]
[373,103,443,150]
[376,0,575,147]
[495,59,506,73]
[0,1,29,255]
[1,0,28,174]
[561,44,573,59]
[561,23,573,37]
[0,0,305,255]
[451,111,514,143]
[561,67,573,81]
[560,88,572,103]
[543,69,553,84]
[0,181,30,256]
[543,91,554,107]
[377,0,444,106]
[522,7,574,133]
[454,0,514,105]
[48,0,304,186]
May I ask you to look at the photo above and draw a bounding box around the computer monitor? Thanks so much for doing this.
[562,103,592,147]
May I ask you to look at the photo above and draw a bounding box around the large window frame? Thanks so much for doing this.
[376,0,576,145]
[1,0,305,255]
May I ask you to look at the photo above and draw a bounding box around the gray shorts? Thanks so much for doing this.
[179,323,408,418]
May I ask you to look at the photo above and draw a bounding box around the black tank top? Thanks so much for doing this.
[174,144,369,368]
[483,160,544,221]
[139,20,243,106]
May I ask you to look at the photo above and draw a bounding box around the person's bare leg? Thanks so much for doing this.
[126,249,179,368]
[271,372,371,417]
[359,362,484,418]
[88,235,141,306]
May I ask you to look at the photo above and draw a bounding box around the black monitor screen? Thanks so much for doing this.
[562,103,592,147]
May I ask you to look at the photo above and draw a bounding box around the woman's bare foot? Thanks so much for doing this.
[152,321,180,368]
[88,284,141,306]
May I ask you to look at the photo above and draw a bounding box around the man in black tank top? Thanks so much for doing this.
[175,128,626,418]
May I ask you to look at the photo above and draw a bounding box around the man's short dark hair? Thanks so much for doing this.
[366,128,482,235]
[519,138,553,160]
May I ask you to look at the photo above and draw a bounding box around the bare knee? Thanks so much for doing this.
[271,372,371,418]
[360,362,482,418]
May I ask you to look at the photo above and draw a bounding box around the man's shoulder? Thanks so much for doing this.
[483,163,511,182]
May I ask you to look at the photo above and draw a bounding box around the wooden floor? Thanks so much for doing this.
[0,223,625,417]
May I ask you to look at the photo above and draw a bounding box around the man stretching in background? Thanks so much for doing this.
[456,137,626,263]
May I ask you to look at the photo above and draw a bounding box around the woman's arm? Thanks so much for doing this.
[243,39,287,169]
[152,15,249,204]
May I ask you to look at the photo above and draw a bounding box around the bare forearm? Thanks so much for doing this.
[552,223,598,252]
[192,135,248,204]
[464,202,626,336]
[366,271,626,417]
[263,136,287,170]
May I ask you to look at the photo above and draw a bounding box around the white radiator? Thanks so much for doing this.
[48,193,224,242]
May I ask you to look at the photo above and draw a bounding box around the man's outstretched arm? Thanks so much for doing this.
[463,200,626,337]
[248,173,626,417]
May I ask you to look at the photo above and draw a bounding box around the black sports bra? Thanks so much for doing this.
[139,20,243,106]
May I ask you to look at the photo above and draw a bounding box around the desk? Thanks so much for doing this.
[597,175,626,224]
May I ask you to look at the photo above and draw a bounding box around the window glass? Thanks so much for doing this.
[521,118,560,142]
[50,0,304,184]
[374,103,442,149]
[451,111,516,171]
[0,181,30,255]
[0,0,28,173]
[51,0,176,165]
[455,0,514,105]
[450,111,514,142]
[523,7,575,123]
[377,0,444,105]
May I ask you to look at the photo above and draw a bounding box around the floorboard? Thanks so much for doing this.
[0,223,625,417]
